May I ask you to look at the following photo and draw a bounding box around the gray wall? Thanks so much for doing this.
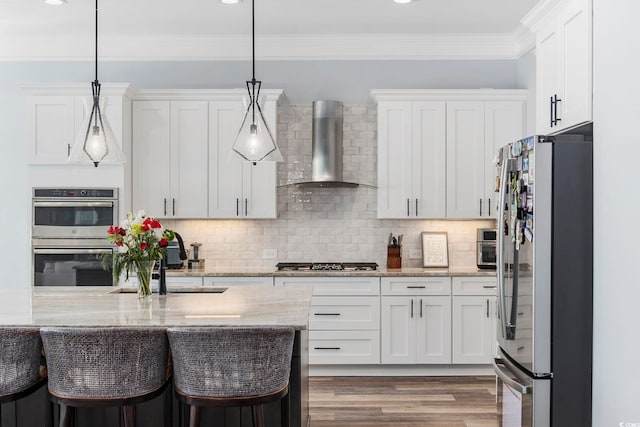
[592,0,640,424]
[0,59,520,285]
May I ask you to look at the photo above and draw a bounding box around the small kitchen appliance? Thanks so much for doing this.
[476,228,497,269]
[188,242,204,270]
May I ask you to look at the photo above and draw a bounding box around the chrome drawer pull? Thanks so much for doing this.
[314,347,341,350]
[406,285,426,289]
[313,313,341,316]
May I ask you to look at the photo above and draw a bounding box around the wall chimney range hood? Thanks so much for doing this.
[293,100,359,188]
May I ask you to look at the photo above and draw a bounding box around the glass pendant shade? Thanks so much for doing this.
[68,95,125,167]
[230,93,283,162]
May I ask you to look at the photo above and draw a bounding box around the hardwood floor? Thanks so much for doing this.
[309,376,498,427]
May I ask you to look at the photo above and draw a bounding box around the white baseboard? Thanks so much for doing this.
[309,364,495,377]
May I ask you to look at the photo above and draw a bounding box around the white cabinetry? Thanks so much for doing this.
[446,99,525,219]
[372,90,525,219]
[376,100,446,218]
[132,100,208,218]
[275,277,380,365]
[121,275,203,288]
[208,100,277,219]
[202,276,273,287]
[132,90,281,219]
[26,84,131,165]
[380,277,452,364]
[451,277,497,364]
[524,0,592,134]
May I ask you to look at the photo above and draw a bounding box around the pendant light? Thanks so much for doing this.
[68,0,125,167]
[229,0,283,163]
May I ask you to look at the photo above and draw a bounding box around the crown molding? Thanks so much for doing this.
[370,89,528,102]
[511,24,536,57]
[521,0,563,33]
[1,33,528,61]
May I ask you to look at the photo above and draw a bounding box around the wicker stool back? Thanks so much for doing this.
[40,327,171,427]
[0,327,50,427]
[167,326,295,427]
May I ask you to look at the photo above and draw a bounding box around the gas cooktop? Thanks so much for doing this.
[276,262,378,271]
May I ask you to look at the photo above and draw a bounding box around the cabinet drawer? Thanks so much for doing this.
[121,276,203,287]
[452,276,497,295]
[381,277,451,296]
[309,331,380,365]
[275,277,380,296]
[202,276,273,287]
[309,297,380,330]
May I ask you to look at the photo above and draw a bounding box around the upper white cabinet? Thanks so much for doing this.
[132,100,208,218]
[524,0,592,134]
[372,90,525,219]
[208,99,277,219]
[132,89,282,219]
[26,84,132,165]
[376,100,446,218]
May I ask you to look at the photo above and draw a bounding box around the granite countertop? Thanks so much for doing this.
[0,286,312,329]
[165,266,497,277]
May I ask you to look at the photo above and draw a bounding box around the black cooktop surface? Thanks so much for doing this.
[276,262,378,271]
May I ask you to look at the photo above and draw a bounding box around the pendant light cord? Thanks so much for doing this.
[252,0,255,82]
[95,0,98,83]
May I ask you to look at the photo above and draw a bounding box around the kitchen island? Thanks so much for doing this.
[0,286,312,427]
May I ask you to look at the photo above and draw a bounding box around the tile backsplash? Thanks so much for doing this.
[163,103,495,269]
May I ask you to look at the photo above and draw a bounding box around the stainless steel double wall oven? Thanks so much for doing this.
[32,188,118,286]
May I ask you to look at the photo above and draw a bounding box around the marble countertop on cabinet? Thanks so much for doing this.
[0,286,312,328]
[164,266,497,277]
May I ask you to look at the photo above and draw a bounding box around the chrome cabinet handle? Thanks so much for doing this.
[67,144,71,156]
[486,298,490,318]
[420,298,423,318]
[172,198,176,216]
[488,198,491,216]
[245,198,248,217]
[407,198,410,217]
[410,299,414,318]
[550,95,554,127]
[236,198,239,216]
[415,198,418,217]
[480,198,483,216]
[553,94,562,125]
[163,198,167,216]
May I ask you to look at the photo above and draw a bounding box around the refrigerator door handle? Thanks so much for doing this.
[493,357,531,395]
[497,158,513,340]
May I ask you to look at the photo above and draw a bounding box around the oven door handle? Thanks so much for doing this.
[493,357,531,394]
[33,248,113,255]
[33,201,115,208]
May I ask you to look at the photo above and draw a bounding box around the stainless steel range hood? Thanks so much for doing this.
[293,100,359,188]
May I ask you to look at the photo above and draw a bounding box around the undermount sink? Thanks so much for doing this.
[109,287,227,294]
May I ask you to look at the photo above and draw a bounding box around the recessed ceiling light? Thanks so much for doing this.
[394,0,413,3]
[221,0,242,4]
[45,0,67,5]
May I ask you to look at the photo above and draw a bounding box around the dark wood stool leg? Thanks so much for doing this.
[252,405,265,427]
[122,405,135,427]
[189,405,200,427]
[59,403,73,427]
[281,392,290,427]
[45,395,54,427]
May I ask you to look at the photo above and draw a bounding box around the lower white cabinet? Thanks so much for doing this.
[120,275,203,288]
[202,276,273,287]
[276,276,381,365]
[452,277,497,364]
[381,296,452,364]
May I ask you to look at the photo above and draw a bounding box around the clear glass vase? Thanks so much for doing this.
[135,260,154,300]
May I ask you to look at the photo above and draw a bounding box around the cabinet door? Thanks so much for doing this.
[536,21,561,135]
[381,296,416,364]
[132,101,171,217]
[377,101,413,218]
[208,100,244,218]
[415,296,452,364]
[484,101,524,218]
[170,101,208,218]
[557,0,592,131]
[27,95,75,164]
[452,295,493,364]
[412,101,446,218]
[446,101,485,218]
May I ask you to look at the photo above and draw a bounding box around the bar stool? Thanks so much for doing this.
[40,327,171,427]
[167,326,295,427]
[0,327,50,427]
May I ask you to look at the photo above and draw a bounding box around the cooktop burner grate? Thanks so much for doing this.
[276,262,378,271]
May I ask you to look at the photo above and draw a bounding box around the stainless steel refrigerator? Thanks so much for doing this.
[493,134,593,427]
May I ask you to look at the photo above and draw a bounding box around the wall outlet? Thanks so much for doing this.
[263,249,277,259]
[409,249,422,259]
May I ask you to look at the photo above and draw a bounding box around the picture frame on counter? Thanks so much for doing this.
[421,232,449,267]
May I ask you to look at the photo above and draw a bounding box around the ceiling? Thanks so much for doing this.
[0,0,540,60]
